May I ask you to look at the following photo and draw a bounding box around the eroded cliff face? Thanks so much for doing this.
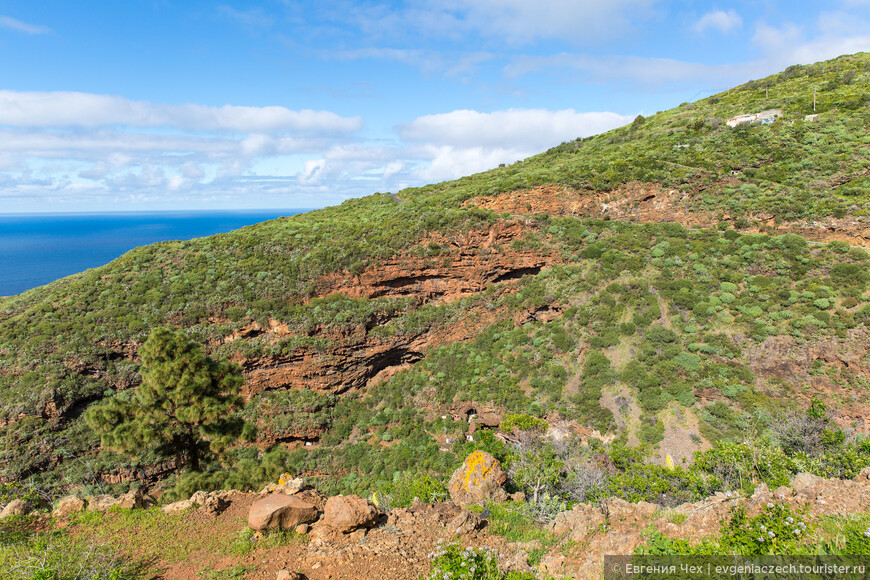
[468,184,870,247]
[744,328,870,433]
[310,220,558,302]
[228,220,562,398]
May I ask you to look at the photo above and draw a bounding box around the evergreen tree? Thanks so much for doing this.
[85,326,244,471]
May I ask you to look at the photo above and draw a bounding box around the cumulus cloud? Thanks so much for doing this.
[399,108,632,150]
[0,91,370,211]
[693,10,742,34]
[0,91,362,133]
[398,108,632,181]
[0,14,50,35]
[408,145,525,182]
[750,17,870,69]
[0,89,631,211]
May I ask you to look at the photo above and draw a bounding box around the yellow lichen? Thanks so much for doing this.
[461,451,498,491]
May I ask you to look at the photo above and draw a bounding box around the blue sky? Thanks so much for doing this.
[0,1,868,213]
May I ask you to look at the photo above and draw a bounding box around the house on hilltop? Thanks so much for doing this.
[726,109,783,127]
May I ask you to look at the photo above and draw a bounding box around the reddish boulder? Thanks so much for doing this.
[248,494,320,532]
[322,495,381,533]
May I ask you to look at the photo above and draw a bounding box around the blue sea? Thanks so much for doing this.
[0,209,307,297]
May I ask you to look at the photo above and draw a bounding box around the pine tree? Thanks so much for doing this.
[85,326,244,471]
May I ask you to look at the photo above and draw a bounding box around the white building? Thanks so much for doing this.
[726,109,783,127]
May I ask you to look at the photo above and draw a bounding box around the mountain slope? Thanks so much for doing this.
[1,53,869,497]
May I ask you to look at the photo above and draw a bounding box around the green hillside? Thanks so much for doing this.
[409,52,870,224]
[1,53,869,505]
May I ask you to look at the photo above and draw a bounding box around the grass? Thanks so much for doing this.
[68,507,245,564]
[468,501,561,547]
[814,513,870,554]
[0,514,147,580]
[228,527,308,556]
[197,565,256,579]
[654,508,688,525]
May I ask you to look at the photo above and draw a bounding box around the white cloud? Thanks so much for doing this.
[0,91,362,133]
[399,108,632,150]
[409,145,527,182]
[398,108,632,181]
[299,159,327,185]
[180,162,205,179]
[693,10,742,34]
[750,19,870,69]
[0,89,633,211]
[0,91,368,211]
[382,160,405,180]
[0,14,50,35]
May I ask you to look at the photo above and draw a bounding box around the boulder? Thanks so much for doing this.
[117,488,154,510]
[277,571,307,580]
[248,494,320,532]
[791,472,823,498]
[446,510,485,536]
[87,495,118,512]
[448,451,508,506]
[162,499,195,514]
[0,499,31,519]
[53,495,86,518]
[855,467,870,482]
[322,495,381,533]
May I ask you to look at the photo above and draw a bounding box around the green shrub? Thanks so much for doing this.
[501,414,549,433]
[720,502,811,555]
[375,473,448,509]
[693,441,795,491]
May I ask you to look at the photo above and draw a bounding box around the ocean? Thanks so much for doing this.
[0,209,306,297]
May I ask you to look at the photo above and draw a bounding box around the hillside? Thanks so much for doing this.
[1,51,869,517]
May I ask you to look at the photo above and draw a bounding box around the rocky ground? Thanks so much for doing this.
[6,453,870,580]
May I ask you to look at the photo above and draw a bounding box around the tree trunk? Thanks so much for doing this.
[187,425,200,471]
